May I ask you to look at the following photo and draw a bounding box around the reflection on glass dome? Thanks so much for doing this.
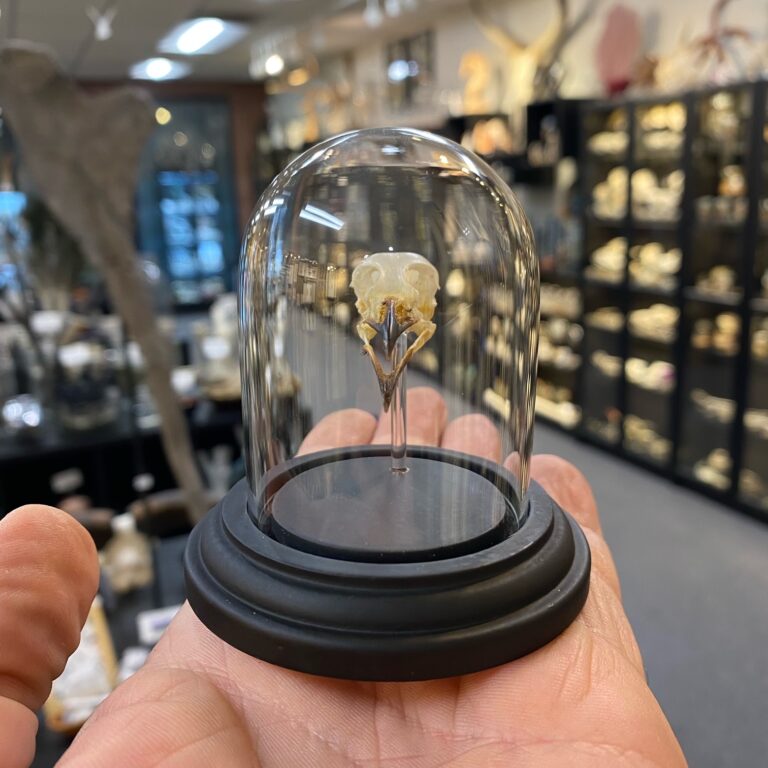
[239,127,538,561]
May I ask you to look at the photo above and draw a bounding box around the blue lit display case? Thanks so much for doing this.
[136,100,239,307]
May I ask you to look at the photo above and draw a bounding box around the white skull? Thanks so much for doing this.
[350,252,440,410]
[350,252,439,329]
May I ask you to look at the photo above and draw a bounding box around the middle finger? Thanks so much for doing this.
[371,386,448,446]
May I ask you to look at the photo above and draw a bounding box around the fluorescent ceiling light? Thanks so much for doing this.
[177,18,223,53]
[130,57,190,81]
[299,204,344,231]
[159,17,248,56]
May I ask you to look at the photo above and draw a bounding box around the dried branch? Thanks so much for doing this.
[0,42,209,524]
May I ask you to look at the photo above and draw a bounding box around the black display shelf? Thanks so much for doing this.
[586,213,625,228]
[694,217,747,231]
[629,283,678,298]
[684,287,743,306]
[584,275,622,288]
[562,81,768,522]
[541,269,581,284]
[0,400,242,515]
[631,218,680,231]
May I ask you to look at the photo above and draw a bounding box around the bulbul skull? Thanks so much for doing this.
[350,252,440,409]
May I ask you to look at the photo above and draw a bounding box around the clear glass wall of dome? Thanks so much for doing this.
[240,128,538,561]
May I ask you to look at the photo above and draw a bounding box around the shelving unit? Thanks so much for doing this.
[536,81,768,520]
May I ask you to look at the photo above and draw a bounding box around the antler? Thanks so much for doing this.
[527,0,568,66]
[535,0,598,66]
[694,0,751,65]
[469,0,525,56]
[472,0,593,67]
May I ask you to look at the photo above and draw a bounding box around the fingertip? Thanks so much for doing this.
[441,414,501,462]
[408,386,447,414]
[0,503,101,712]
[530,454,602,534]
[0,698,37,768]
[297,408,378,456]
[2,503,100,596]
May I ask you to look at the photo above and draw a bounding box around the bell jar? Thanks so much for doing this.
[185,128,590,681]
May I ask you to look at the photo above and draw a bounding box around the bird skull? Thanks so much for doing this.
[350,252,440,409]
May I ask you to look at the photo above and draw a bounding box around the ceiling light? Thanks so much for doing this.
[265,53,285,76]
[177,18,223,53]
[387,59,418,82]
[159,17,248,56]
[130,58,190,81]
[155,107,172,125]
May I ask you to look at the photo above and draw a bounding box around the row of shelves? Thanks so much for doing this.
[529,81,768,518]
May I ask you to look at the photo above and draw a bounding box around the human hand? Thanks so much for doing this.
[4,388,686,767]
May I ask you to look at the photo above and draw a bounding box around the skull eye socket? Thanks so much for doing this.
[404,264,437,290]
[359,264,382,285]
[350,263,382,295]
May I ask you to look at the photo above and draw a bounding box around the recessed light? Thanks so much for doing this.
[155,107,172,125]
[130,58,190,81]
[264,53,285,76]
[158,17,248,56]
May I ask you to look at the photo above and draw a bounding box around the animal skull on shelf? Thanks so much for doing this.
[350,252,439,410]
[469,0,593,146]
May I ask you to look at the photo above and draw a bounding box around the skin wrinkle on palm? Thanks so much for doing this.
[0,386,686,767]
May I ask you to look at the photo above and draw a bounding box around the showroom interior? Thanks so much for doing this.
[0,0,767,766]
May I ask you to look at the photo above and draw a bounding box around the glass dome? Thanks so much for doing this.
[239,127,538,562]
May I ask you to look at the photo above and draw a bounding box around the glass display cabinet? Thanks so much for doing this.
[677,87,752,490]
[566,83,768,519]
[136,100,239,308]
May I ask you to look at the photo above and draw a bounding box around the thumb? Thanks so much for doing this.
[0,505,99,768]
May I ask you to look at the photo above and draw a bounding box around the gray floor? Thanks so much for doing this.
[534,424,768,768]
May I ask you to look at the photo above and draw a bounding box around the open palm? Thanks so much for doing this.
[1,389,686,767]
